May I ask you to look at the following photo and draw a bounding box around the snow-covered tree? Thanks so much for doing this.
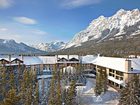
[64,80,77,105]
[119,75,140,105]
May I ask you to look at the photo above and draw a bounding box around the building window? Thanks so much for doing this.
[116,71,123,76]
[115,83,119,87]
[109,73,114,77]
[109,69,115,73]
[116,76,119,79]
[120,77,123,80]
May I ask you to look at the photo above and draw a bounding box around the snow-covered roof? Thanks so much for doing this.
[11,57,23,61]
[23,56,43,65]
[92,56,140,73]
[92,56,126,72]
[57,55,68,59]
[39,56,56,64]
[82,55,97,64]
[57,55,79,59]
[10,56,56,65]
[69,55,79,59]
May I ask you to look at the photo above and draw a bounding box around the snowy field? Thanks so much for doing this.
[38,76,119,105]
[77,78,119,105]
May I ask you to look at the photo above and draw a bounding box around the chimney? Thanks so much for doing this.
[68,55,69,60]
[8,55,11,62]
[125,59,131,72]
[78,55,82,63]
[56,55,58,62]
[21,55,24,61]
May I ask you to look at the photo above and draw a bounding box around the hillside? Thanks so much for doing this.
[0,39,45,54]
[64,9,140,49]
[53,9,140,57]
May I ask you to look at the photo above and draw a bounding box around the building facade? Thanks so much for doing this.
[0,54,140,90]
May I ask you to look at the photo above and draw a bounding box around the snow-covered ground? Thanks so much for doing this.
[77,78,119,105]
[38,76,119,105]
[38,78,51,104]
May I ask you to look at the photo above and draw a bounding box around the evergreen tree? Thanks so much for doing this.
[20,69,39,105]
[119,75,140,105]
[95,69,107,95]
[48,76,56,105]
[33,83,39,105]
[0,67,7,101]
[2,88,21,105]
[56,73,62,105]
[48,65,57,105]
[65,80,77,105]
[9,72,15,89]
[95,71,103,95]
[0,65,39,105]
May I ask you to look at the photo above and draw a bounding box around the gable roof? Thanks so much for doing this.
[0,59,10,63]
[11,58,23,63]
[57,57,68,62]
[69,57,79,61]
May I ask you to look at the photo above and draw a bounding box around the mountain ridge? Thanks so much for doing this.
[64,9,140,49]
[0,39,45,54]
[32,41,65,52]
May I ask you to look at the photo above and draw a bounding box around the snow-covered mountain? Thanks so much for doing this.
[0,39,44,54]
[64,9,140,48]
[32,41,65,52]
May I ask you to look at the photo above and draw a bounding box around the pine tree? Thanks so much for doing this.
[20,69,39,105]
[65,80,77,105]
[95,69,107,95]
[56,74,62,105]
[119,75,140,105]
[3,88,21,105]
[95,71,103,95]
[9,72,15,89]
[48,65,57,105]
[48,76,56,105]
[33,83,39,105]
[0,67,7,101]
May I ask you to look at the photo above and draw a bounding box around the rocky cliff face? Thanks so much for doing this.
[32,41,65,52]
[64,9,140,48]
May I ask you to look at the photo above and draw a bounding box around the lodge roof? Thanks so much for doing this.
[0,59,10,63]
[11,58,23,63]
[69,57,79,61]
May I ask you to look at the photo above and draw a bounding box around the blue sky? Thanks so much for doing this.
[0,0,140,44]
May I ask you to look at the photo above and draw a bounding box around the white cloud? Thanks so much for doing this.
[0,28,8,31]
[31,29,47,35]
[0,0,13,9]
[0,24,48,44]
[13,17,37,25]
[62,0,101,9]
[0,34,21,42]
